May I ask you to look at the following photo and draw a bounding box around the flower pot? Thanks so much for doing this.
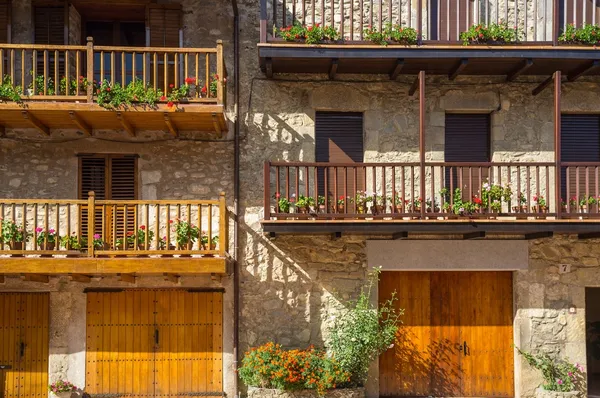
[589,203,598,213]
[298,207,308,214]
[534,388,583,398]
[8,241,23,250]
[52,392,73,398]
[372,205,385,215]
[318,204,326,213]
[39,242,55,251]
[569,205,578,213]
[356,205,366,214]
[337,204,345,214]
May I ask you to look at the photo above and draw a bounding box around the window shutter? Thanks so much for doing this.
[444,114,490,199]
[109,156,137,200]
[561,114,600,200]
[80,157,107,199]
[0,1,10,43]
[315,112,364,199]
[34,7,64,45]
[148,6,181,47]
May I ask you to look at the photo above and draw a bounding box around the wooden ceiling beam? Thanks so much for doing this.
[21,274,49,283]
[408,75,420,96]
[116,112,135,137]
[163,113,178,137]
[449,58,468,81]
[69,111,92,136]
[524,231,553,240]
[69,274,93,283]
[506,58,533,82]
[390,59,405,80]
[212,113,222,138]
[567,60,600,82]
[532,75,555,96]
[329,58,339,80]
[21,111,50,135]
[462,231,485,239]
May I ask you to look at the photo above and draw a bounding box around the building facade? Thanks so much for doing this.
[0,0,600,397]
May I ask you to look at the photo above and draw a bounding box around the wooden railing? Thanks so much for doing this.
[0,38,225,105]
[260,0,594,44]
[263,161,600,220]
[0,193,228,257]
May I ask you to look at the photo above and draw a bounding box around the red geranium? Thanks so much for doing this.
[167,101,174,108]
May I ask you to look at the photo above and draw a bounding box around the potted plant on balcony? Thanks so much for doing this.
[135,225,154,250]
[460,22,521,45]
[411,197,422,213]
[0,219,29,250]
[335,196,347,214]
[515,347,584,398]
[559,23,600,46]
[490,199,502,215]
[317,195,326,213]
[532,195,548,214]
[579,197,588,213]
[569,196,578,213]
[48,379,78,398]
[372,194,386,215]
[354,191,372,214]
[60,233,84,252]
[295,195,314,214]
[589,196,599,214]
[171,219,200,250]
[513,192,528,213]
[35,227,57,251]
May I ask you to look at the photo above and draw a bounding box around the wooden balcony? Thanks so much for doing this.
[262,161,600,238]
[258,0,600,78]
[0,39,227,136]
[0,193,229,278]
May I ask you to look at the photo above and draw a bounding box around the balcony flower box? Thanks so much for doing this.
[247,387,365,398]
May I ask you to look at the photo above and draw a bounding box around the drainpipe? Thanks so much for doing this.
[231,0,241,397]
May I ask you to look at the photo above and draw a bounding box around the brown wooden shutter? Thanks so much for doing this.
[34,7,65,45]
[0,1,10,43]
[430,0,471,41]
[561,114,600,201]
[148,5,181,47]
[444,114,491,200]
[315,112,364,201]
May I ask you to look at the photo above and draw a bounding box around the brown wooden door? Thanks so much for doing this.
[379,272,514,397]
[86,290,223,398]
[0,293,49,398]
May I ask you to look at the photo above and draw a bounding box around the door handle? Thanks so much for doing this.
[463,341,468,357]
[456,343,463,352]
[19,342,25,358]
[154,329,159,346]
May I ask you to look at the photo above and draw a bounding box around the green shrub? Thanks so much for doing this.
[460,22,521,45]
[516,346,584,392]
[559,23,600,45]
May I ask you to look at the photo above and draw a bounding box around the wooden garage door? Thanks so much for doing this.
[0,293,49,398]
[379,272,514,397]
[86,290,223,398]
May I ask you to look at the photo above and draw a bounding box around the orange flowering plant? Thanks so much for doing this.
[238,342,349,396]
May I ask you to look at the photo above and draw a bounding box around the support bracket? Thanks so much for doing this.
[22,111,50,136]
[449,58,468,81]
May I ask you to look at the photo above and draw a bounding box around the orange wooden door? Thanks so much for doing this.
[0,293,49,398]
[86,290,223,398]
[379,272,514,397]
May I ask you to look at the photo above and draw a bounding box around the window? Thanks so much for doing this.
[79,154,137,239]
[34,6,65,45]
[315,111,364,197]
[444,113,491,199]
[561,114,600,200]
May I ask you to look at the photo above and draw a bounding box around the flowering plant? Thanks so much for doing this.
[277,23,340,44]
[35,227,57,246]
[0,75,23,102]
[48,379,77,394]
[363,23,418,46]
[460,22,521,45]
[171,219,200,247]
[136,225,154,245]
[238,342,349,396]
[1,219,29,243]
[559,23,600,45]
[295,195,315,210]
[516,347,583,392]
[96,78,163,109]
[92,234,105,249]
[116,231,136,248]
[275,193,294,213]
[533,195,547,208]
[569,196,578,206]
[353,191,373,208]
[336,196,348,206]
[490,199,502,212]
[60,233,83,250]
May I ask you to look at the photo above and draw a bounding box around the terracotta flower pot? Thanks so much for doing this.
[8,241,23,250]
[39,242,55,251]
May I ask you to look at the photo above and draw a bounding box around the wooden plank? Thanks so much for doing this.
[328,58,338,80]
[116,112,135,137]
[389,59,404,80]
[448,58,468,80]
[163,113,178,137]
[408,75,419,96]
[68,111,92,136]
[21,111,49,135]
[532,75,554,96]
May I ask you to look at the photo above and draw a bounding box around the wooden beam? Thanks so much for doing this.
[21,111,49,135]
[554,71,562,220]
[448,58,468,80]
[462,231,485,239]
[419,70,426,220]
[21,274,49,283]
[163,113,178,137]
[524,231,553,240]
[164,273,180,284]
[567,60,600,82]
[68,111,92,136]
[118,273,136,284]
[212,113,222,137]
[392,232,408,240]
[507,58,533,82]
[532,75,554,96]
[69,274,92,283]
[408,75,419,96]
[265,57,273,78]
[116,112,135,137]
[578,232,600,240]
[390,59,404,80]
[329,58,339,80]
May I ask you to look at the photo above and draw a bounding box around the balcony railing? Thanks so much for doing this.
[260,0,594,44]
[264,161,600,221]
[0,193,228,258]
[0,38,225,106]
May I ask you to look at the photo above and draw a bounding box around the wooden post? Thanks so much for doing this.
[419,70,426,219]
[218,192,227,257]
[87,191,95,257]
[554,71,562,218]
[417,0,423,44]
[86,37,94,103]
[553,0,559,46]
[216,40,224,105]
[260,0,268,43]
[264,161,271,221]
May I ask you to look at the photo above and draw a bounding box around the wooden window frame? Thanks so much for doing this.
[78,153,138,200]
